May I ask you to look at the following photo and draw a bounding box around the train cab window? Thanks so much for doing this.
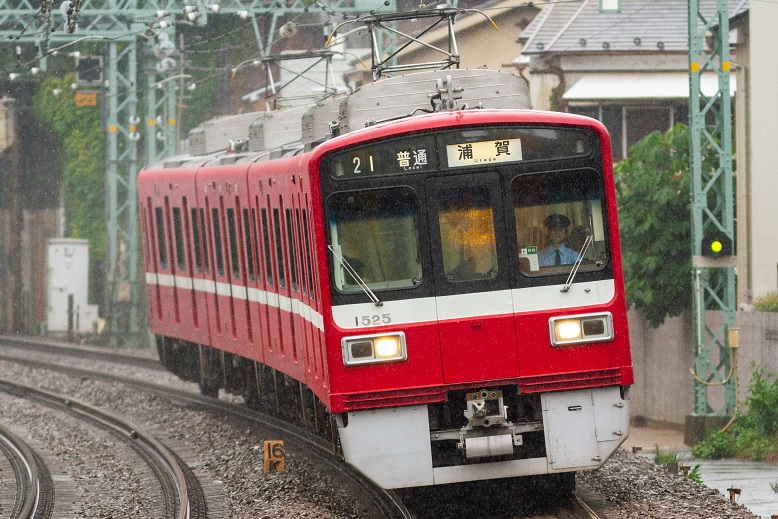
[212,207,225,276]
[437,186,498,282]
[513,169,609,276]
[173,207,186,272]
[327,187,422,293]
[155,206,168,269]
[261,208,273,285]
[227,208,241,279]
[191,208,202,273]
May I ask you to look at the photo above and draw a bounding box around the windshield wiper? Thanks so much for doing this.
[328,245,383,306]
[561,235,593,293]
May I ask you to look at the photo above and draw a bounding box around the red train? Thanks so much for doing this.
[138,67,633,490]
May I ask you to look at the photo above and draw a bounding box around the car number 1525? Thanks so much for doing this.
[355,314,391,326]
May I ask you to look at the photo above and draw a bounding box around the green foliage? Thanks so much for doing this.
[615,124,697,327]
[686,464,704,484]
[653,444,683,466]
[653,445,704,484]
[753,291,778,312]
[691,430,736,459]
[32,74,105,258]
[693,364,778,461]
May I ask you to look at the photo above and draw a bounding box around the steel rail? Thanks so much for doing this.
[0,423,55,519]
[570,492,601,519]
[0,339,412,519]
[0,377,203,519]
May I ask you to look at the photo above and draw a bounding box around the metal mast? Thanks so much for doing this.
[687,0,737,424]
[0,0,394,348]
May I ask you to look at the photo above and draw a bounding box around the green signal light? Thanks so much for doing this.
[701,231,733,258]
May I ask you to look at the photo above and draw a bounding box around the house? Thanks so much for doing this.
[518,0,747,161]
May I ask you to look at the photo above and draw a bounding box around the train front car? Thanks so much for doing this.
[313,110,633,489]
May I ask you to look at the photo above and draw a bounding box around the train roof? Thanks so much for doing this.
[142,68,530,171]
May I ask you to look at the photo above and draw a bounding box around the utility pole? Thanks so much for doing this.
[687,0,738,443]
[0,0,395,348]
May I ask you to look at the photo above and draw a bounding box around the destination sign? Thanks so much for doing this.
[326,126,593,180]
[446,138,523,168]
[329,134,437,178]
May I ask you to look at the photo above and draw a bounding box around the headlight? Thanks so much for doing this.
[549,312,613,346]
[342,332,407,366]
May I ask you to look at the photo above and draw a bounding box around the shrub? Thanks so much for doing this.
[693,364,778,461]
[753,291,778,312]
[692,430,736,459]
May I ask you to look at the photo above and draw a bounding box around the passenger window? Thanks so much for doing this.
[243,208,255,282]
[227,207,241,279]
[191,208,202,273]
[437,186,498,282]
[302,208,315,301]
[286,208,299,292]
[173,207,186,271]
[212,207,225,276]
[261,207,273,285]
[200,208,210,274]
[296,208,307,296]
[155,206,168,269]
[273,207,286,288]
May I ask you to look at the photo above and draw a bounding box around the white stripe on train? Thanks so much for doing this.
[145,275,614,332]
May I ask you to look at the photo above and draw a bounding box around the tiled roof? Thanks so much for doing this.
[520,0,748,55]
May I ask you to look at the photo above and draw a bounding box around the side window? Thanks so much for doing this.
[243,208,255,282]
[227,207,241,279]
[437,185,498,282]
[141,204,151,266]
[155,206,168,269]
[191,208,202,273]
[173,207,186,271]
[212,207,225,276]
[273,207,286,288]
[296,208,307,296]
[285,208,299,292]
[200,208,210,274]
[261,207,273,286]
[302,208,315,301]
[251,206,262,284]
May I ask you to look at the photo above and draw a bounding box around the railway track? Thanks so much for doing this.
[0,377,206,519]
[0,422,55,519]
[0,335,412,519]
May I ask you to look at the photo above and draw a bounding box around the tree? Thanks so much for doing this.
[615,124,709,327]
[33,73,105,259]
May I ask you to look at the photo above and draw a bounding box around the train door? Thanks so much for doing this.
[424,172,520,384]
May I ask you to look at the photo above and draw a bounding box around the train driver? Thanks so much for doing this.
[537,213,580,267]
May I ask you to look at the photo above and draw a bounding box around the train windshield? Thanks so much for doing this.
[513,168,609,276]
[328,187,423,293]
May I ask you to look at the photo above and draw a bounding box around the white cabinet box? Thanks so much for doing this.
[46,238,96,333]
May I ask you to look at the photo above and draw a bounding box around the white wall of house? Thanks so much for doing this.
[745,4,778,302]
[629,310,778,427]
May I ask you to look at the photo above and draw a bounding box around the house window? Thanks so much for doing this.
[569,104,678,162]
[600,0,620,12]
